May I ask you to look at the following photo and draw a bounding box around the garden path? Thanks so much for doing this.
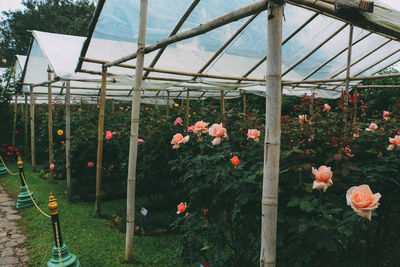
[0,183,29,266]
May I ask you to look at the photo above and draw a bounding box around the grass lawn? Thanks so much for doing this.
[0,162,182,266]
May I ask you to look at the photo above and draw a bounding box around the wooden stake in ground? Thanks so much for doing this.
[12,93,18,147]
[48,69,54,183]
[66,81,72,202]
[24,94,28,157]
[95,67,108,217]
[166,91,170,118]
[186,90,190,128]
[260,3,283,267]
[29,86,36,171]
[126,0,148,262]
[243,91,247,114]
[220,90,225,120]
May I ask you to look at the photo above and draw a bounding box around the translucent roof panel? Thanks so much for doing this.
[77,0,400,99]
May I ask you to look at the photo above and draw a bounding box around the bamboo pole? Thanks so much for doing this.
[126,0,148,262]
[103,0,268,68]
[186,90,190,128]
[343,25,353,126]
[166,91,170,118]
[243,91,247,113]
[24,95,28,157]
[48,69,54,183]
[220,90,225,120]
[12,93,18,147]
[66,81,72,202]
[261,3,283,267]
[352,86,358,126]
[95,67,108,217]
[29,86,36,171]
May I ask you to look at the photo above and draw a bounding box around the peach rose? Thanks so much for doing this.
[346,185,381,220]
[323,104,331,112]
[312,165,333,192]
[171,133,189,149]
[176,202,187,214]
[387,135,400,151]
[383,111,390,120]
[193,121,209,135]
[247,129,260,142]
[298,115,308,124]
[208,123,227,146]
[365,122,378,132]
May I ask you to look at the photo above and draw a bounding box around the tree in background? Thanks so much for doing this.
[0,0,95,66]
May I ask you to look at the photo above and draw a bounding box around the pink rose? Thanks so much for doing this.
[323,104,331,112]
[176,202,187,214]
[119,107,124,110]
[208,123,227,146]
[353,133,359,138]
[383,111,390,120]
[78,108,82,112]
[50,163,55,170]
[138,138,144,145]
[87,162,94,168]
[387,135,400,151]
[105,130,113,140]
[187,125,195,133]
[346,185,381,220]
[312,165,333,192]
[171,133,189,149]
[174,117,183,126]
[365,122,378,132]
[193,121,209,135]
[247,129,260,142]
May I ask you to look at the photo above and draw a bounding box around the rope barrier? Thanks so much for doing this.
[20,172,51,218]
[54,221,63,267]
[0,156,19,176]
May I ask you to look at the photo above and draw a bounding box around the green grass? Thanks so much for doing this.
[0,163,182,266]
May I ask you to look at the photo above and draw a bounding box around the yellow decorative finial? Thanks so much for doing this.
[48,193,58,215]
[17,156,23,169]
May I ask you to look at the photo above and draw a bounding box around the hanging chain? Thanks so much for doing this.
[20,173,51,218]
[54,221,63,267]
[0,156,19,176]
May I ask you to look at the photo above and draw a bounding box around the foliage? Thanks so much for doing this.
[0,0,95,65]
[0,163,181,266]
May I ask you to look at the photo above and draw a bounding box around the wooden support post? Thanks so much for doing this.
[260,3,283,267]
[352,86,358,126]
[243,91,247,113]
[95,67,108,217]
[166,91,170,118]
[220,90,225,120]
[66,81,72,202]
[29,86,36,171]
[343,25,353,135]
[48,69,54,183]
[186,90,190,128]
[12,93,18,147]
[126,0,148,262]
[24,95,28,157]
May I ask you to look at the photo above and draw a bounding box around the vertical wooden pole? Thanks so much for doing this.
[220,90,225,120]
[260,3,283,267]
[344,25,353,125]
[95,67,108,217]
[243,91,247,113]
[166,91,170,118]
[66,81,72,202]
[48,69,54,183]
[24,94,28,157]
[352,86,358,126]
[186,90,190,128]
[126,0,148,262]
[29,86,36,171]
[12,93,18,147]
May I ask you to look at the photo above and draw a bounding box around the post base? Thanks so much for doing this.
[47,244,80,267]
[16,186,38,209]
[0,166,7,177]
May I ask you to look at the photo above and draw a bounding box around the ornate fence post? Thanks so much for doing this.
[47,193,80,267]
[16,156,37,209]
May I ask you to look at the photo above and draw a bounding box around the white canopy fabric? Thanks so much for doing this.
[76,0,400,99]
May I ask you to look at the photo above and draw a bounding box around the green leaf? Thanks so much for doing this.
[287,197,300,207]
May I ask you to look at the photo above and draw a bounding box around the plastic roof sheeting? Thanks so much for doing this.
[78,0,400,99]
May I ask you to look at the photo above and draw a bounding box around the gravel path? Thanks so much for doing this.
[0,183,29,266]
